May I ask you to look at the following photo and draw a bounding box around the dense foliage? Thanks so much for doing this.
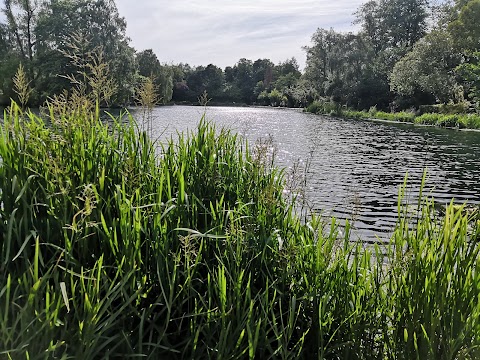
[307,99,480,128]
[2,0,479,111]
[0,1,308,107]
[305,0,480,112]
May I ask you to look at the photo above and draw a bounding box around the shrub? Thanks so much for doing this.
[415,113,441,125]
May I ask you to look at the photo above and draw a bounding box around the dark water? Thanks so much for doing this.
[122,105,480,241]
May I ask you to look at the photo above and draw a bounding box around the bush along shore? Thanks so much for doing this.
[1,102,480,359]
[306,101,480,130]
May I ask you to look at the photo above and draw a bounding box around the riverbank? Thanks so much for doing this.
[305,101,480,130]
[1,102,480,359]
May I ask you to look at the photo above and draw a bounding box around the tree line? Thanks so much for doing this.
[1,0,479,111]
[305,0,480,112]
[0,0,311,107]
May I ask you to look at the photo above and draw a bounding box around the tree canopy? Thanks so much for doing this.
[1,0,479,111]
[303,0,480,111]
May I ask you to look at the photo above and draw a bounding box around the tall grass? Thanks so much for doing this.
[1,102,479,359]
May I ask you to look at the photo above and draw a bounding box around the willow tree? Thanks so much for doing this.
[304,28,388,109]
[31,0,136,105]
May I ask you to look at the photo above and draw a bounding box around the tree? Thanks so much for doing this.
[449,0,480,53]
[232,58,254,103]
[356,0,428,54]
[304,28,338,96]
[456,52,480,107]
[267,88,286,107]
[355,0,429,90]
[186,64,224,101]
[275,57,301,78]
[390,30,462,104]
[303,0,429,110]
[156,65,173,103]
[31,0,136,105]
[135,49,174,103]
[447,0,480,107]
[0,19,20,104]
[304,28,389,109]
[2,0,39,65]
[252,58,274,89]
[2,0,42,102]
[136,49,161,78]
[0,21,9,51]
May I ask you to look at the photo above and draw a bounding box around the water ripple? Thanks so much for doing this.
[126,106,480,241]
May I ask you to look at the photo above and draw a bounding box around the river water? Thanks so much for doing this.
[119,105,480,242]
[132,106,480,240]
[3,105,479,241]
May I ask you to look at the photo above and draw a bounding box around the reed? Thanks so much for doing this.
[1,102,479,359]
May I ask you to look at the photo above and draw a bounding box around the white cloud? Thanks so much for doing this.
[116,0,364,69]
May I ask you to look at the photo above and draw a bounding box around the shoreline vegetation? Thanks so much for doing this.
[306,100,480,130]
[1,0,480,357]
[2,0,480,119]
[1,102,480,359]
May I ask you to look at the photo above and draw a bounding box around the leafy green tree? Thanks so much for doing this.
[186,64,224,101]
[274,73,299,90]
[456,52,480,107]
[391,30,462,104]
[170,63,192,83]
[170,63,193,102]
[2,0,42,102]
[2,0,39,66]
[283,79,317,108]
[32,0,136,105]
[135,49,174,103]
[356,0,428,55]
[252,58,274,89]
[0,21,9,50]
[232,58,254,103]
[136,49,161,78]
[0,21,18,103]
[275,57,301,78]
[257,89,269,105]
[224,66,235,83]
[304,28,339,96]
[156,65,173,104]
[446,0,480,107]
[267,88,285,107]
[449,0,480,52]
[305,28,388,109]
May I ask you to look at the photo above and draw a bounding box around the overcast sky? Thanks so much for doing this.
[115,1,364,69]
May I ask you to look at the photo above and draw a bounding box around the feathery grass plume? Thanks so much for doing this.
[198,90,211,108]
[12,63,32,108]
[45,31,117,120]
[135,75,160,134]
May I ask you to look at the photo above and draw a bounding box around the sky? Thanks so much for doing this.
[115,1,364,69]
